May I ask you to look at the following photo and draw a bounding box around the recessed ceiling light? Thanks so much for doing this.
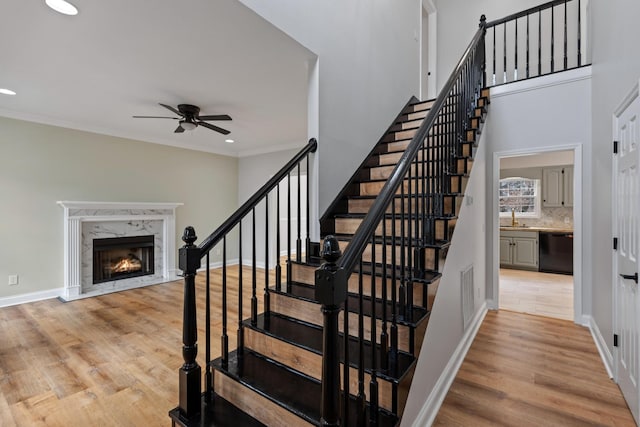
[45,0,79,16]
[0,88,16,96]
[225,139,235,144]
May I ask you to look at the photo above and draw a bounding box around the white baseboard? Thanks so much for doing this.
[585,314,614,379]
[412,302,488,427]
[197,258,240,272]
[0,288,63,308]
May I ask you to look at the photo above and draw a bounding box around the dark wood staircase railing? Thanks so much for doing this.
[169,139,317,426]
[485,0,589,87]
[313,16,488,425]
[168,1,583,421]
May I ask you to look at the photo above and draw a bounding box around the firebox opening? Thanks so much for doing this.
[93,235,154,284]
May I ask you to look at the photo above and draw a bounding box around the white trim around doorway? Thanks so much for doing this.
[489,144,584,325]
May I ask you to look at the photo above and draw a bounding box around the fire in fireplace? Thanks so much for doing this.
[93,235,154,284]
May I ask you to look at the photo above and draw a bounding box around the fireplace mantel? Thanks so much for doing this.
[57,201,183,301]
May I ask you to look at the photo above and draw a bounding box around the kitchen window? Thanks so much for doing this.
[499,177,541,218]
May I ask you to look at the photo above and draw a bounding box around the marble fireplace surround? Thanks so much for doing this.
[57,201,182,301]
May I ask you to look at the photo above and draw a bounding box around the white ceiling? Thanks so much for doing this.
[0,0,315,157]
[501,150,575,169]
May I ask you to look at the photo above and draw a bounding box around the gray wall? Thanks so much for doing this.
[590,0,640,355]
[0,117,238,299]
[484,73,592,312]
[238,0,422,214]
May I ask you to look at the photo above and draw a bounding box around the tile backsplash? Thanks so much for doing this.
[500,206,573,229]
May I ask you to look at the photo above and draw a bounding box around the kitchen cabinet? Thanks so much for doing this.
[500,230,539,270]
[542,166,573,207]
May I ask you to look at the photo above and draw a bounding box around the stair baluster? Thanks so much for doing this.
[368,235,379,426]
[306,154,311,263]
[356,258,366,426]
[380,219,389,372]
[297,164,302,263]
[205,251,212,398]
[251,208,258,325]
[264,194,270,320]
[237,225,244,358]
[222,236,229,367]
[276,184,282,292]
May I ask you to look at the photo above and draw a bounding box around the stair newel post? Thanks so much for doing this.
[251,208,258,325]
[178,226,202,419]
[315,235,346,427]
[480,15,487,89]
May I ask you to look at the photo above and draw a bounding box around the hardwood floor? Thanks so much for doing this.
[499,268,573,321]
[2,268,633,426]
[0,265,264,427]
[435,310,635,426]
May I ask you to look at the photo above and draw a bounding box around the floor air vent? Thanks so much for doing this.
[461,264,474,329]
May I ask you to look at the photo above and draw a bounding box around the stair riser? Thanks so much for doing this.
[243,327,400,413]
[383,129,418,142]
[334,217,450,240]
[408,100,435,113]
[214,369,313,427]
[359,177,463,197]
[390,119,425,132]
[270,292,415,353]
[378,144,474,166]
[348,195,460,216]
[291,263,433,307]
[370,160,469,181]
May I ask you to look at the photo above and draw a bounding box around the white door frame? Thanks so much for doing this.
[490,144,584,324]
[612,80,640,385]
[420,0,437,100]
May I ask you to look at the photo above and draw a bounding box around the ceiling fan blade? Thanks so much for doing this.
[159,103,182,116]
[174,125,185,133]
[132,115,179,119]
[197,114,232,121]
[198,121,230,135]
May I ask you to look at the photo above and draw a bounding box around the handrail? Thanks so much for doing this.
[198,138,318,255]
[336,22,487,274]
[485,0,567,27]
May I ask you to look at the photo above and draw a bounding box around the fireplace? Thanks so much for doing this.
[93,235,155,284]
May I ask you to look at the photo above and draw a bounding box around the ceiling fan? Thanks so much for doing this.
[133,103,232,135]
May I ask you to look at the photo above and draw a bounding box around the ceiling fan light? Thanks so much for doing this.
[45,0,79,15]
[181,121,197,131]
[0,88,16,96]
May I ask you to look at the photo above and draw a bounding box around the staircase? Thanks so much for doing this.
[169,14,488,427]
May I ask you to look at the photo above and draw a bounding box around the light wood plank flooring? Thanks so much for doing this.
[435,310,635,426]
[499,268,574,321]
[0,265,264,427]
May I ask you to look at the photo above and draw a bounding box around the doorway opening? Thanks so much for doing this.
[494,148,581,322]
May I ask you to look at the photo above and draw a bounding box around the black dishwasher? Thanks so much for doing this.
[539,232,573,275]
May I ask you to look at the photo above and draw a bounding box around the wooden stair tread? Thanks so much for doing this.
[213,350,398,427]
[245,313,416,381]
[169,394,267,427]
[274,282,428,326]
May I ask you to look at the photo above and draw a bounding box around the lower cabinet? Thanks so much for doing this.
[500,230,539,270]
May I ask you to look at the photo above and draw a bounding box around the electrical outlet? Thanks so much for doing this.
[8,275,18,286]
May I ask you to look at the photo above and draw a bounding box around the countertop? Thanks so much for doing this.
[500,226,574,233]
